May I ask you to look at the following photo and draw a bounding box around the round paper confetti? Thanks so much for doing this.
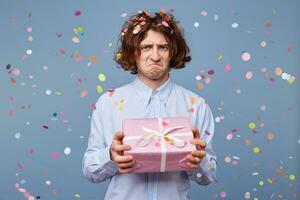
[72,37,80,43]
[64,147,71,155]
[96,85,103,94]
[289,174,295,181]
[53,152,59,160]
[15,132,21,139]
[214,14,219,21]
[45,89,52,95]
[75,10,81,16]
[260,105,266,111]
[266,132,274,141]
[226,133,233,140]
[274,67,282,76]
[121,13,127,18]
[242,52,251,61]
[245,71,253,79]
[75,194,81,198]
[244,192,251,199]
[26,49,32,55]
[194,22,199,27]
[195,75,201,81]
[253,146,261,154]
[98,73,106,81]
[260,41,267,47]
[27,26,32,32]
[28,36,33,41]
[215,116,220,123]
[46,180,51,185]
[232,22,238,28]
[258,181,264,186]
[200,10,208,16]
[13,68,20,76]
[249,122,256,129]
[220,191,227,198]
[224,156,231,163]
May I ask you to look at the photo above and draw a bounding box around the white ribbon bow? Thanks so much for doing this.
[136,125,186,147]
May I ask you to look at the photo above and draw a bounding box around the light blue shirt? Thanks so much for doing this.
[82,76,217,200]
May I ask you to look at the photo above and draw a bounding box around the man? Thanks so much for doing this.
[82,10,217,200]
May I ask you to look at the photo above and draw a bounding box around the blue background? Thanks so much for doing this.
[1,0,299,199]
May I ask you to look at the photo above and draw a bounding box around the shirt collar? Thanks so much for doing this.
[132,76,173,108]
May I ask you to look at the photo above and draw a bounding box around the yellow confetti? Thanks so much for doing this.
[253,146,261,154]
[96,85,103,94]
[55,91,62,96]
[74,194,80,198]
[98,73,106,82]
[248,122,256,129]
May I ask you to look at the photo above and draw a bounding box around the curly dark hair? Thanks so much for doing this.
[114,10,191,74]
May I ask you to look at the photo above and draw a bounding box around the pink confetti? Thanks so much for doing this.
[17,162,24,170]
[29,148,34,155]
[162,121,168,127]
[224,64,231,73]
[53,152,60,160]
[9,110,14,118]
[91,103,96,110]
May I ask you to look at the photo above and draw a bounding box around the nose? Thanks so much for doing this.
[150,47,161,61]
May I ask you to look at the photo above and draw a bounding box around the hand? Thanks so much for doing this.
[186,128,206,169]
[110,131,135,173]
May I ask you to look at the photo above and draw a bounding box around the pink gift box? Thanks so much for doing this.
[122,117,196,173]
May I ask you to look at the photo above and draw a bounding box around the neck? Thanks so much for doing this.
[137,73,169,90]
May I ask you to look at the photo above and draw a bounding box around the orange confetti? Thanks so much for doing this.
[197,82,204,90]
[80,90,88,98]
[90,55,97,62]
[190,96,197,105]
[10,77,16,84]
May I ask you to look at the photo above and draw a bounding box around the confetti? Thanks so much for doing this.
[252,146,261,154]
[98,73,106,81]
[74,10,81,16]
[96,85,103,94]
[194,22,199,27]
[232,22,238,28]
[245,71,253,79]
[242,52,251,61]
[64,147,71,155]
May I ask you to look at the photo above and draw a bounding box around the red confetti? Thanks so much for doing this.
[42,125,49,129]
[91,103,96,110]
[208,70,215,75]
[75,10,81,16]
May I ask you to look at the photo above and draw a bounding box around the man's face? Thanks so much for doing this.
[135,30,171,82]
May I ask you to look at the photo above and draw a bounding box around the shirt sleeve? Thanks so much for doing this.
[82,95,118,183]
[187,101,217,185]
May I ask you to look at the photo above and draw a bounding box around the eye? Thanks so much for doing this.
[141,46,151,51]
[160,45,169,51]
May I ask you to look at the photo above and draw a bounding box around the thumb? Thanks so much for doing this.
[114,131,124,143]
[192,128,200,139]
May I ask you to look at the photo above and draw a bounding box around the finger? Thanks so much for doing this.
[119,167,133,173]
[190,139,206,149]
[117,160,135,168]
[187,154,201,165]
[113,144,131,152]
[186,162,199,169]
[114,155,134,163]
[191,150,206,159]
[192,128,200,139]
[114,131,124,143]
